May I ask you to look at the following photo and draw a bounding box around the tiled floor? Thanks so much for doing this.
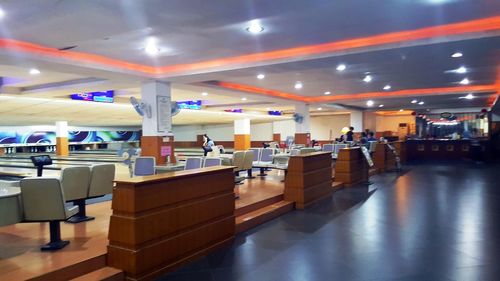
[157,162,500,281]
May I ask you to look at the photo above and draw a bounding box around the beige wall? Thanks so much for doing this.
[310,114,350,140]
[375,115,415,133]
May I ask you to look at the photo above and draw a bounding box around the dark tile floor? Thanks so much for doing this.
[157,162,500,281]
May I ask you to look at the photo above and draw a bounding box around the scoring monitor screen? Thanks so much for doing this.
[30,155,53,166]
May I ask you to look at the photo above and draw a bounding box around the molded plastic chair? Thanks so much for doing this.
[184,157,203,170]
[207,148,220,157]
[259,148,274,163]
[243,150,255,178]
[249,148,261,164]
[322,144,335,152]
[20,177,79,251]
[300,148,317,154]
[134,156,156,176]
[204,157,222,167]
[88,164,115,200]
[60,166,92,223]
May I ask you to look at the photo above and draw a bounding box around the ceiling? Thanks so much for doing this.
[0,0,498,127]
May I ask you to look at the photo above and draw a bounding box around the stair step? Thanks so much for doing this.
[236,200,294,233]
[332,181,344,189]
[235,193,283,217]
[70,266,124,281]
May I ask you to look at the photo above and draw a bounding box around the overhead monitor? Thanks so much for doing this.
[70,90,114,103]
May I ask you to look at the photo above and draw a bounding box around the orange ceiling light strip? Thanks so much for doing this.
[308,85,497,103]
[157,16,500,75]
[0,39,158,75]
[0,17,499,76]
[211,81,497,103]
[212,81,309,102]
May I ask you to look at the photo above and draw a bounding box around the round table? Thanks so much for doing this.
[0,184,23,226]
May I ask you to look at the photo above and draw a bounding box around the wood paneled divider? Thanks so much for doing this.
[374,143,397,172]
[107,166,236,281]
[335,147,369,187]
[284,152,333,209]
[393,141,407,164]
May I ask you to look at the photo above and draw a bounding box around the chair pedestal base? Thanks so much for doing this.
[41,240,69,251]
[65,199,93,224]
[41,221,69,251]
[66,215,95,224]
[258,167,267,177]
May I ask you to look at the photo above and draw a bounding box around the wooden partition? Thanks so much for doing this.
[393,141,407,164]
[107,166,235,281]
[335,147,369,187]
[374,143,397,172]
[284,152,333,209]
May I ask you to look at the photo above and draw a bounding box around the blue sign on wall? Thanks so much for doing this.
[177,100,202,110]
[70,90,114,103]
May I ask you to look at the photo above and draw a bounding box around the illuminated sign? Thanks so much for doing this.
[177,100,202,110]
[268,111,282,116]
[70,90,114,103]
[224,109,243,113]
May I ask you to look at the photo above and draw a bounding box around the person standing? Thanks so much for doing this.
[202,134,215,156]
[346,126,354,142]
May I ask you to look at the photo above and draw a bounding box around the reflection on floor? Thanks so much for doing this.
[158,162,500,281]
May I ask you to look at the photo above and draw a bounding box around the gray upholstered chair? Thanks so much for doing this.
[60,166,92,223]
[134,156,156,176]
[232,151,246,184]
[87,163,115,208]
[243,150,255,178]
[20,177,79,251]
[184,157,203,170]
[204,157,222,167]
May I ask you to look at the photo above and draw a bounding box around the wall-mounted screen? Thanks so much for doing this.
[70,90,114,103]
[177,100,201,110]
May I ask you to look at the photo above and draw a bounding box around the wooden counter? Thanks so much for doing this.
[284,152,333,209]
[405,139,490,161]
[107,166,235,281]
[335,147,369,187]
[374,143,398,172]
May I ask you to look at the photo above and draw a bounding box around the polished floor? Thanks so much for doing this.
[158,162,500,281]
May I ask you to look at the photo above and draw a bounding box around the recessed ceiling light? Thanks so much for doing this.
[29,68,41,75]
[324,91,331,95]
[456,66,467,74]
[363,75,372,83]
[336,64,346,71]
[383,85,391,90]
[294,81,303,89]
[366,100,374,107]
[451,52,463,58]
[246,21,264,34]
[379,104,384,108]
[241,97,247,101]
[201,92,208,96]
[317,107,323,111]
[459,78,470,85]
[411,99,418,104]
[418,101,425,105]
[464,93,474,100]
[0,8,5,19]
[399,109,404,112]
[266,107,271,110]
[257,74,265,79]
[144,38,160,56]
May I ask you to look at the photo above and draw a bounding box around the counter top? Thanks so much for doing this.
[114,166,235,185]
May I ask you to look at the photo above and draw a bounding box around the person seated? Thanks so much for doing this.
[262,142,271,148]
[336,134,345,143]
[359,132,368,144]
[311,140,319,147]
[202,134,215,156]
[367,132,377,141]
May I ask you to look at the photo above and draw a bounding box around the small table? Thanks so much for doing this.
[0,184,23,226]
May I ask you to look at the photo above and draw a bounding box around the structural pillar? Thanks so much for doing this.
[55,121,69,156]
[294,104,311,146]
[234,118,251,150]
[140,81,176,165]
[350,110,364,134]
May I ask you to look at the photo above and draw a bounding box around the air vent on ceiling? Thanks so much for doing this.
[58,45,78,51]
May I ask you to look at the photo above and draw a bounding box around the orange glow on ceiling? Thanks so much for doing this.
[210,81,497,104]
[0,16,499,76]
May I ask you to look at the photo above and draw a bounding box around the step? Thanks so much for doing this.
[236,200,294,233]
[332,181,344,189]
[235,193,283,217]
[70,266,124,281]
[31,254,107,281]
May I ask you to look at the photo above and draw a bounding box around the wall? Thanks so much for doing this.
[172,122,274,142]
[0,125,140,132]
[272,119,295,141]
[250,123,273,141]
[310,114,350,140]
[376,115,416,133]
